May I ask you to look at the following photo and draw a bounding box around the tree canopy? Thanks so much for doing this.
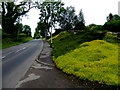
[103,13,120,32]
[35,1,65,38]
[1,0,87,39]
[1,1,35,38]
[74,9,85,30]
[58,6,76,30]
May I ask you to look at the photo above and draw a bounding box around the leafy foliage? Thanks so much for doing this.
[78,9,85,24]
[113,14,120,20]
[103,33,119,44]
[35,1,86,38]
[14,23,32,38]
[51,31,106,58]
[1,1,35,38]
[59,7,85,30]
[107,13,120,22]
[103,20,120,32]
[104,13,120,32]
[50,30,119,86]
[35,1,65,38]
[22,25,32,37]
[53,40,119,85]
[59,6,76,30]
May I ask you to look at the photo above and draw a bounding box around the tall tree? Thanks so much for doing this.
[59,6,76,30]
[74,15,80,30]
[74,9,85,30]
[107,13,113,22]
[1,1,36,37]
[78,9,85,24]
[36,0,64,38]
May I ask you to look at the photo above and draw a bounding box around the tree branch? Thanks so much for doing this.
[16,6,35,17]
[2,2,5,16]
[16,2,27,7]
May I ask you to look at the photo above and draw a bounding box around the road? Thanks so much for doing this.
[2,39,43,88]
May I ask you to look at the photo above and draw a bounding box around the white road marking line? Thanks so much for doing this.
[4,51,14,56]
[16,73,40,88]
[2,47,27,58]
[2,56,6,59]
[15,47,27,53]
[2,51,14,59]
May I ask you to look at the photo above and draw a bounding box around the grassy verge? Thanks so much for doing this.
[50,31,119,86]
[2,37,33,49]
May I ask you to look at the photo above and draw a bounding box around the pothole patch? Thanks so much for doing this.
[16,73,40,88]
[32,61,53,70]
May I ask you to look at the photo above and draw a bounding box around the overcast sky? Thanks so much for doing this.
[21,0,120,37]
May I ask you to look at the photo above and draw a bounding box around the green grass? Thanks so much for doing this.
[50,31,119,86]
[2,37,33,49]
[48,31,66,41]
[51,31,106,58]
[2,42,23,49]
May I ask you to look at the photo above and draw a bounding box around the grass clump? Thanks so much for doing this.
[53,40,119,86]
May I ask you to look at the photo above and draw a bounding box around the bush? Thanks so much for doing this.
[50,30,118,86]
[103,20,120,32]
[103,33,119,44]
[14,37,33,43]
[19,33,26,37]
[53,40,119,85]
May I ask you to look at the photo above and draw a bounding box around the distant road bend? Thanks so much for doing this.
[2,39,43,88]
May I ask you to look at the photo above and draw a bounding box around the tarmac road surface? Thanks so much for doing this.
[2,39,43,88]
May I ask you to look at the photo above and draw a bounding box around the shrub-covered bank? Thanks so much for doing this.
[53,40,119,85]
[50,31,119,86]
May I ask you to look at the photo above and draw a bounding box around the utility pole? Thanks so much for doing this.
[118,1,120,16]
[50,23,53,43]
[50,2,53,43]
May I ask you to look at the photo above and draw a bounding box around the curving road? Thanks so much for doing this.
[2,39,43,88]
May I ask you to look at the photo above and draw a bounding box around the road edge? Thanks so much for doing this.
[15,39,44,88]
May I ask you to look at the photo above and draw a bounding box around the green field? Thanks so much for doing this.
[2,37,33,49]
[50,31,119,86]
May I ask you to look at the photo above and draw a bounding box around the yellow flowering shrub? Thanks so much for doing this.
[53,40,119,85]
